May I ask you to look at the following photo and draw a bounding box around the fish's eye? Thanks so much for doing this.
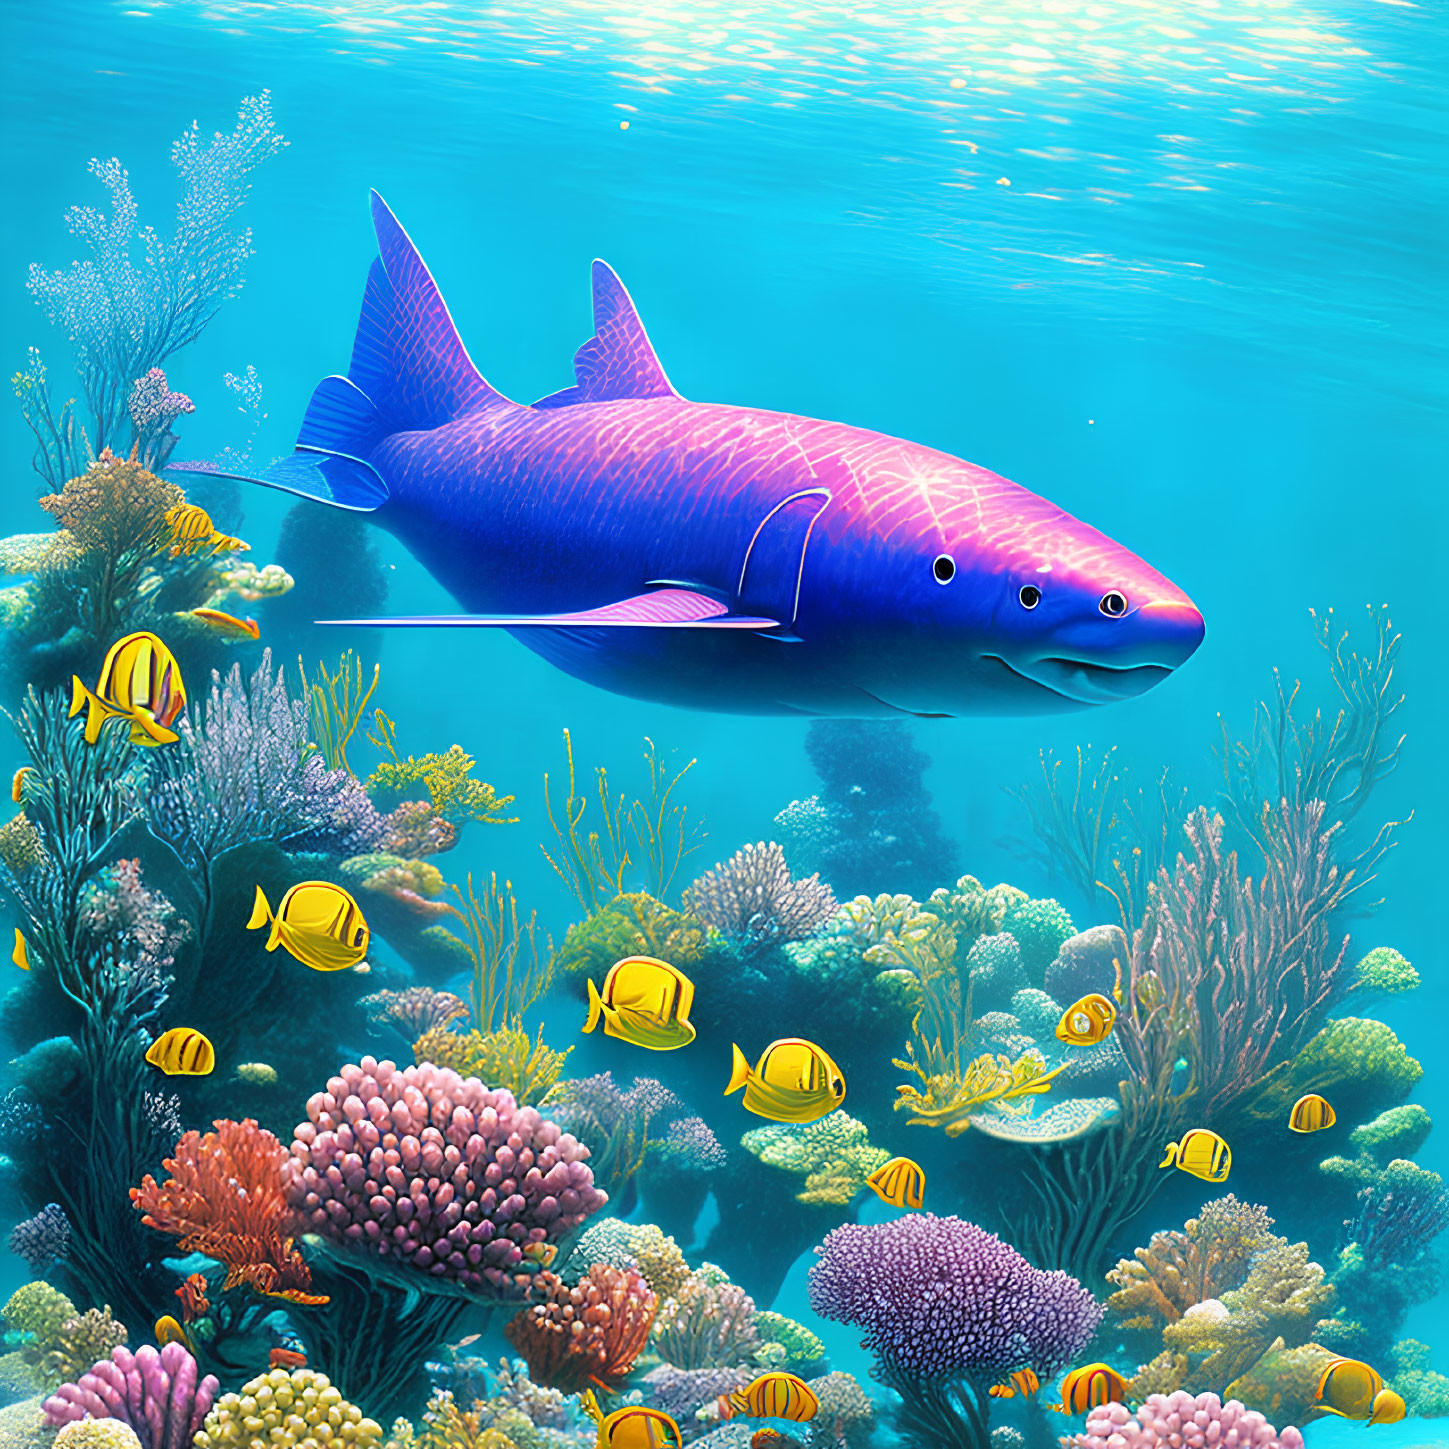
[1018,584,1041,610]
[932,553,956,585]
[1099,590,1128,617]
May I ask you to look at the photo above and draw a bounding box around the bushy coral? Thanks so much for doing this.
[367,745,516,829]
[642,1364,752,1423]
[554,894,706,980]
[504,1264,656,1393]
[685,842,836,950]
[362,987,470,1043]
[1000,898,1075,977]
[283,1058,607,1295]
[412,1024,570,1107]
[193,1367,383,1448]
[8,1203,70,1275]
[623,1225,692,1301]
[2,1281,76,1353]
[41,1306,128,1391]
[652,1267,759,1370]
[0,813,46,872]
[1247,1018,1422,1123]
[740,1112,888,1206]
[753,1313,826,1375]
[1349,946,1418,997]
[808,1371,874,1447]
[923,877,1026,954]
[54,1423,144,1449]
[1389,1339,1449,1418]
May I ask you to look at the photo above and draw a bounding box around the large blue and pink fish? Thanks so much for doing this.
[173,193,1203,717]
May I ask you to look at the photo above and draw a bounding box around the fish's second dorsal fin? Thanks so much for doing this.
[533,260,683,409]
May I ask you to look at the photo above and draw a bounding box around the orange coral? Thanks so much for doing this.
[39,448,183,556]
[505,1264,657,1393]
[131,1118,328,1305]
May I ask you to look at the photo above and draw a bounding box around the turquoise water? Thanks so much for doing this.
[1,0,1445,1445]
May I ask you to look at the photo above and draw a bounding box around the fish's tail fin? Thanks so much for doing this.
[584,977,605,1035]
[247,886,282,951]
[725,1044,751,1097]
[1159,1140,1179,1169]
[168,191,516,512]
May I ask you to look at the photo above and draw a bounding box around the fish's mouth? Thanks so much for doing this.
[986,653,1173,706]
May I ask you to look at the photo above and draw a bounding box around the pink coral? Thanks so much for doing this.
[282,1056,608,1296]
[1062,1391,1304,1449]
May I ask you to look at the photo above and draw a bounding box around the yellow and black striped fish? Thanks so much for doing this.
[719,1372,820,1422]
[580,1389,683,1448]
[726,1039,845,1124]
[989,1368,1040,1399]
[70,632,187,747]
[161,504,247,557]
[1160,1128,1230,1183]
[1050,1363,1131,1415]
[865,1155,926,1210]
[1316,1357,1385,1420]
[145,1027,215,1077]
[247,881,370,972]
[1288,1093,1336,1134]
[1055,993,1117,1046]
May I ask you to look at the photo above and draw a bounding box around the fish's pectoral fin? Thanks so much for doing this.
[584,977,605,1035]
[318,587,781,631]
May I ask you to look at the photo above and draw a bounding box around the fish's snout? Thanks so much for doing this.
[1133,597,1206,669]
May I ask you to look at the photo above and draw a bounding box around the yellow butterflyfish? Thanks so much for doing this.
[162,504,247,557]
[988,1368,1040,1399]
[726,1037,845,1124]
[12,929,30,972]
[1288,1093,1336,1134]
[1367,1388,1406,1426]
[1160,1128,1230,1184]
[1055,993,1116,1046]
[865,1155,925,1210]
[11,766,35,803]
[1315,1357,1385,1420]
[154,1315,194,1352]
[718,1372,819,1422]
[247,881,370,972]
[146,1027,216,1077]
[70,632,187,747]
[187,608,260,642]
[584,955,697,1051]
[580,1388,682,1448]
[1050,1363,1131,1414]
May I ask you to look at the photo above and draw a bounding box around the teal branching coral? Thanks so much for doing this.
[1389,1339,1449,1418]
[740,1111,888,1206]
[194,1367,385,1448]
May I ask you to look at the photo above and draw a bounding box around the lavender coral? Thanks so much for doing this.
[809,1214,1102,1449]
[283,1056,607,1294]
[1061,1392,1304,1449]
[42,1342,219,1449]
[685,842,836,950]
[8,1203,71,1275]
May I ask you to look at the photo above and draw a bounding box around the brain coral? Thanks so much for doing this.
[54,1425,143,1449]
[282,1057,607,1295]
[194,1368,383,1448]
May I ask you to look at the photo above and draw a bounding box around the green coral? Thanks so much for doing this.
[754,1311,826,1373]
[1350,946,1419,997]
[194,1367,384,1448]
[0,814,46,873]
[413,1022,570,1105]
[1247,1017,1422,1123]
[1224,1340,1337,1427]
[1390,1339,1449,1418]
[924,876,1026,952]
[41,1305,127,1390]
[1320,1104,1433,1195]
[1001,897,1075,976]
[553,893,706,979]
[2,1282,75,1353]
[740,1111,888,1205]
[367,744,516,827]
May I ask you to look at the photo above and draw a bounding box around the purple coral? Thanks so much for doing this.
[8,1202,71,1274]
[685,841,836,949]
[809,1215,1103,1448]
[43,1342,219,1449]
[657,1116,727,1173]
[643,1363,753,1419]
[128,368,195,469]
[282,1056,608,1296]
[1063,1392,1304,1449]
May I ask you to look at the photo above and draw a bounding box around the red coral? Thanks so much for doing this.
[174,1273,210,1324]
[505,1264,657,1393]
[131,1119,327,1305]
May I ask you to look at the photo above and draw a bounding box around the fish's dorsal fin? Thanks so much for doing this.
[533,260,683,410]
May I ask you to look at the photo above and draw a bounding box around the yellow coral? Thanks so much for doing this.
[38,450,182,556]
[626,1224,691,1300]
[368,744,516,827]
[235,1062,279,1086]
[892,1044,1065,1136]
[414,1021,571,1106]
[416,1392,518,1449]
[0,813,46,872]
[194,1367,383,1448]
[741,1112,889,1206]
[554,893,706,978]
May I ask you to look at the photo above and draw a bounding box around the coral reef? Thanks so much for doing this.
[55,1423,144,1449]
[8,1203,71,1275]
[739,1112,888,1206]
[505,1264,656,1393]
[362,988,469,1045]
[808,1371,875,1447]
[193,1367,382,1448]
[43,1342,219,1449]
[413,1024,570,1107]
[1060,1392,1304,1449]
[684,842,836,952]
[40,1306,129,1392]
[651,1268,759,1371]
[809,1215,1102,1449]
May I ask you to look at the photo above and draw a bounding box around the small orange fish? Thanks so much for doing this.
[187,608,260,642]
[989,1368,1040,1399]
[175,1272,210,1324]
[270,1347,307,1369]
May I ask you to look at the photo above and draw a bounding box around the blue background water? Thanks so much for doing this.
[2,0,1445,1441]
